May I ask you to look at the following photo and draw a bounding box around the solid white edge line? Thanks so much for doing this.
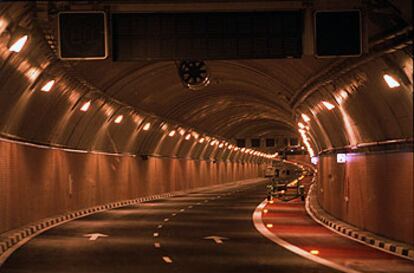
[305,184,414,262]
[252,199,362,273]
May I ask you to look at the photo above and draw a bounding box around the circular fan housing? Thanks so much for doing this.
[178,60,210,90]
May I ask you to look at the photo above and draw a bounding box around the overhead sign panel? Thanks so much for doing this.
[112,12,303,61]
[314,10,362,57]
[58,11,108,60]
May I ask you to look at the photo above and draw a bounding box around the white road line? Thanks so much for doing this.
[188,205,193,209]
[180,208,185,212]
[171,213,176,216]
[154,242,161,248]
[252,200,361,273]
[157,225,163,229]
[197,202,202,205]
[162,256,173,263]
[153,233,159,237]
[164,218,169,222]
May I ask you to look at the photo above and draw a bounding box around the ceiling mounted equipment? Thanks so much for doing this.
[178,60,210,91]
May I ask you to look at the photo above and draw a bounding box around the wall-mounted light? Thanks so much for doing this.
[301,113,310,122]
[199,137,205,143]
[298,122,305,129]
[114,115,123,124]
[219,143,224,148]
[179,129,186,136]
[143,122,151,131]
[40,80,55,92]
[80,100,91,112]
[311,156,319,165]
[322,101,335,110]
[185,133,191,140]
[210,140,216,146]
[383,73,400,88]
[169,130,176,137]
[337,153,347,163]
[8,34,28,53]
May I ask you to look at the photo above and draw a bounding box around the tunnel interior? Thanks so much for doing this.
[0,0,412,246]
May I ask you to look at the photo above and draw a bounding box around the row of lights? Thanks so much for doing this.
[167,127,278,159]
[296,71,402,158]
[5,31,278,160]
[298,114,315,158]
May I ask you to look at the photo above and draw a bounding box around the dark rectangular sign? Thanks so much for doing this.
[112,12,303,60]
[315,10,362,57]
[58,11,108,60]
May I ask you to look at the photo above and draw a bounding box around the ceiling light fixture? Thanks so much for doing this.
[80,100,91,112]
[8,34,28,53]
[301,113,310,122]
[40,80,55,92]
[322,101,335,110]
[143,122,151,131]
[383,74,400,88]
[114,115,123,124]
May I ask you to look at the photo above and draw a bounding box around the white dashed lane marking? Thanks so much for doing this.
[164,218,169,222]
[153,233,159,237]
[154,242,161,248]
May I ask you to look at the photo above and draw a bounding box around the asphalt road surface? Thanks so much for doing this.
[0,182,340,273]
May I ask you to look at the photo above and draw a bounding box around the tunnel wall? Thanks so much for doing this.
[0,138,262,234]
[316,151,413,245]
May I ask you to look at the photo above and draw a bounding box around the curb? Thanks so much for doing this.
[306,182,414,261]
[0,178,266,264]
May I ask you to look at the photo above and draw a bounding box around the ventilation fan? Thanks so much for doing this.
[178,60,210,91]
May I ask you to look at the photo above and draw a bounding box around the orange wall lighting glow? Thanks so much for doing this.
[40,80,55,92]
[199,137,205,143]
[383,74,400,88]
[80,101,91,112]
[322,101,335,110]
[9,35,28,52]
[168,130,176,137]
[185,134,191,140]
[143,122,151,131]
[114,115,123,124]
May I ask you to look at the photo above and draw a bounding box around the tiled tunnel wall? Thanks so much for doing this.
[0,139,263,234]
[316,152,413,245]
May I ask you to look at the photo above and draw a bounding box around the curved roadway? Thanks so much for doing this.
[0,182,340,273]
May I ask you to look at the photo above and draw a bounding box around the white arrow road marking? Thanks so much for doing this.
[83,233,108,241]
[204,235,229,244]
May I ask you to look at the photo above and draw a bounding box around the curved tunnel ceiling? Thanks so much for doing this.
[0,0,412,159]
